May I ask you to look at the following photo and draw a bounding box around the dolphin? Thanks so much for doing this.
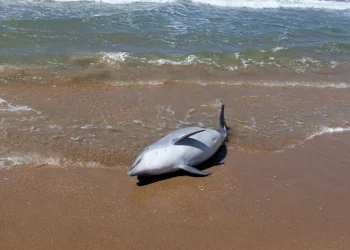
[128,105,227,177]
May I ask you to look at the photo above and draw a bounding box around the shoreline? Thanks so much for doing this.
[1,83,350,166]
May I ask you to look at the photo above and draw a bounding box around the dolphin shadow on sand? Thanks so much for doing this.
[136,127,231,186]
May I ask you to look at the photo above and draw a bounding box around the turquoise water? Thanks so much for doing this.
[1,0,350,85]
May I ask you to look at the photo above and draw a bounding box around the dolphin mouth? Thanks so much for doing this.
[127,168,137,176]
[129,154,143,171]
[127,171,135,176]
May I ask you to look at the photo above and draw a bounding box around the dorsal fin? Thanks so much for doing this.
[219,105,226,131]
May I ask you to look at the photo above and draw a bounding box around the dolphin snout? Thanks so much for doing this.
[127,168,138,176]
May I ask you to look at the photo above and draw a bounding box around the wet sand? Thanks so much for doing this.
[1,83,349,160]
[0,83,350,249]
[0,132,349,249]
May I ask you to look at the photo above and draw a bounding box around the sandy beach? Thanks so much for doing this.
[1,83,350,249]
[1,132,349,249]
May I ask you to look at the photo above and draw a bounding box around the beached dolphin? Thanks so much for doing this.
[128,105,227,177]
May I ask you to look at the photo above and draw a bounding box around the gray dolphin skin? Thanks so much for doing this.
[128,105,227,177]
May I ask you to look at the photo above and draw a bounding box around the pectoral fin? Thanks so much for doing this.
[172,129,205,145]
[179,164,211,176]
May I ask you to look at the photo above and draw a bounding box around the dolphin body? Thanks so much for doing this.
[128,105,227,177]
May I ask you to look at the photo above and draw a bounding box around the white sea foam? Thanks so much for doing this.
[272,47,285,52]
[216,81,350,89]
[0,98,41,114]
[21,126,40,132]
[81,124,98,129]
[148,55,199,65]
[307,127,350,140]
[225,66,238,71]
[0,153,105,169]
[107,79,350,88]
[100,52,130,63]
[48,124,63,130]
[193,0,350,9]
[132,120,146,126]
[20,0,350,10]
[106,80,164,86]
[258,81,350,88]
[330,60,338,68]
[70,136,82,141]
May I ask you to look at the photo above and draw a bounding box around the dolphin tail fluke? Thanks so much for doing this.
[219,104,226,132]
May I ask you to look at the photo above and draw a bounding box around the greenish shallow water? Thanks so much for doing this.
[1,0,350,85]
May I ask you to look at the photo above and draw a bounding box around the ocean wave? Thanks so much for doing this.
[1,49,349,87]
[100,52,130,63]
[148,55,200,65]
[96,50,342,71]
[1,62,349,88]
[272,47,286,52]
[4,46,343,72]
[0,40,347,72]
[316,43,350,54]
[11,0,350,10]
[197,0,350,10]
